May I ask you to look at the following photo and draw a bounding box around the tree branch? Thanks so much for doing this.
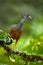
[0,41,43,62]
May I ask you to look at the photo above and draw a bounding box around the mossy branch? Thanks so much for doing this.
[0,41,43,62]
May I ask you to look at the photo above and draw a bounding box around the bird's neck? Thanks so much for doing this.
[20,17,26,24]
[17,18,26,30]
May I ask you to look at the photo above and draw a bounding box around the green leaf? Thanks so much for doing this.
[0,30,13,45]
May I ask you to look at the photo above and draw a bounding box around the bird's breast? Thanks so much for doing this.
[9,29,22,41]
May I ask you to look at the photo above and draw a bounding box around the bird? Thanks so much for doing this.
[8,13,32,61]
[8,13,32,45]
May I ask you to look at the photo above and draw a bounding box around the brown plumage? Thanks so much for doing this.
[8,13,32,43]
[9,28,22,43]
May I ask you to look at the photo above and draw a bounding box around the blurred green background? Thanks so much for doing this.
[0,0,43,65]
[0,0,43,32]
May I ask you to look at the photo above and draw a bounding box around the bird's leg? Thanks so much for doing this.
[11,43,13,50]
[15,40,19,51]
[11,40,16,50]
[11,40,18,51]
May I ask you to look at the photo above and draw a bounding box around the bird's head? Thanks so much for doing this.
[22,13,32,20]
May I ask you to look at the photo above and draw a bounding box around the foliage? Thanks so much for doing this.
[0,30,43,65]
[0,30,13,45]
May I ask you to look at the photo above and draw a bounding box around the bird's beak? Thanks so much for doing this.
[28,15,32,19]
